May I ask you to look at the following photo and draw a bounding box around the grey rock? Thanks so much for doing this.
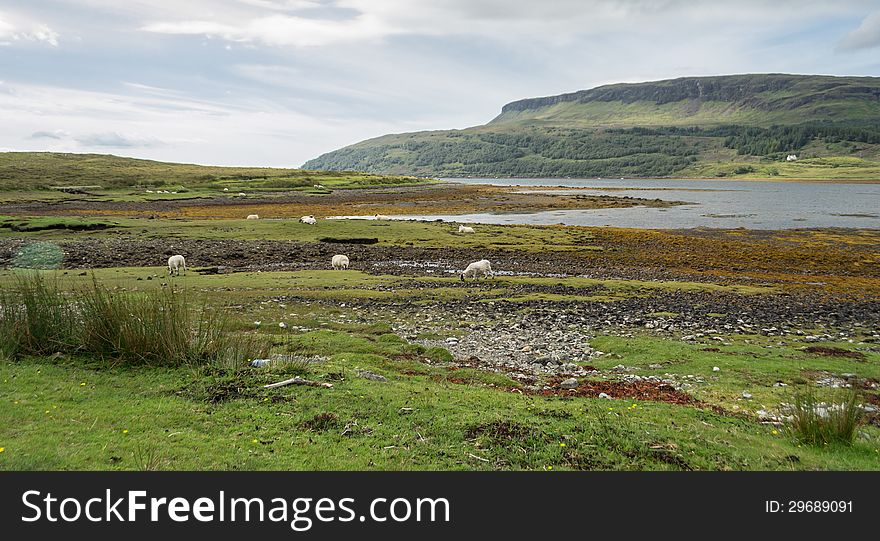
[356,370,388,382]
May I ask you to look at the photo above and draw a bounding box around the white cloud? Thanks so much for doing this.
[142,12,393,47]
[135,0,870,48]
[1,1,880,167]
[839,11,880,50]
[0,80,408,166]
[0,12,59,46]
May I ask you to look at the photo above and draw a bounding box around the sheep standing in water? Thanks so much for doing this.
[167,254,187,276]
[461,259,492,281]
[458,225,475,234]
[332,254,350,270]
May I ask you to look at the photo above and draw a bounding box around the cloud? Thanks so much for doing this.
[73,132,166,148]
[2,1,880,167]
[136,0,868,49]
[839,11,880,51]
[29,127,163,149]
[29,129,69,140]
[0,80,408,166]
[142,12,393,47]
[0,12,59,46]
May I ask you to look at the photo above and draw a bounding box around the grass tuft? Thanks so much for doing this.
[786,389,864,446]
[0,273,268,367]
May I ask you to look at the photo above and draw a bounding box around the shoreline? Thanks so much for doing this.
[439,176,880,185]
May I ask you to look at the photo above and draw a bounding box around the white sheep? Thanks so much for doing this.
[331,254,350,270]
[461,259,492,281]
[238,192,247,197]
[246,214,260,220]
[167,254,187,276]
[374,213,391,220]
[458,225,475,234]
[223,188,229,192]
[300,215,317,225]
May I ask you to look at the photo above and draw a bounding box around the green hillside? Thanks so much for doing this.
[304,74,880,179]
[0,152,421,192]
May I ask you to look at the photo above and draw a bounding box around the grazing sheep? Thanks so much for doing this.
[145,190,154,193]
[458,225,475,234]
[167,254,187,276]
[223,187,229,192]
[461,259,492,281]
[246,214,260,220]
[331,254,350,270]
[238,192,247,197]
[374,213,391,220]
[300,215,317,225]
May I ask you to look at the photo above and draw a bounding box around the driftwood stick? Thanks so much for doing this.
[264,376,333,389]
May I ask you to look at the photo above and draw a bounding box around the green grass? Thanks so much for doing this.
[2,351,878,470]
[0,269,876,470]
[589,335,880,411]
[0,152,430,192]
[0,215,603,252]
[787,389,864,446]
[0,274,268,366]
[0,268,779,310]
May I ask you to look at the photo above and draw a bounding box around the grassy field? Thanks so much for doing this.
[0,264,878,470]
[0,184,878,470]
[3,348,877,471]
[0,152,430,192]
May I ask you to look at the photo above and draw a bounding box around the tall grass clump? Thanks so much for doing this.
[1,274,269,366]
[786,389,864,446]
[0,274,78,359]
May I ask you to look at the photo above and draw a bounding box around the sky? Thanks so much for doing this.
[2,1,880,167]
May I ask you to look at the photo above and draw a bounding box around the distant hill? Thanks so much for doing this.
[0,152,418,191]
[304,74,880,179]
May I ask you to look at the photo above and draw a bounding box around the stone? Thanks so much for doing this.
[560,378,579,389]
[356,370,388,382]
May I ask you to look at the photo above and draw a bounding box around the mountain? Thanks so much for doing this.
[304,74,880,179]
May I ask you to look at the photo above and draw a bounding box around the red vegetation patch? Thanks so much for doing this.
[541,378,699,406]
[804,346,865,359]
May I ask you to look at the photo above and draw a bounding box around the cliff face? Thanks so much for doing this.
[495,74,880,118]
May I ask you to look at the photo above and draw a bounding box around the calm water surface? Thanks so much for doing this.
[389,178,880,229]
